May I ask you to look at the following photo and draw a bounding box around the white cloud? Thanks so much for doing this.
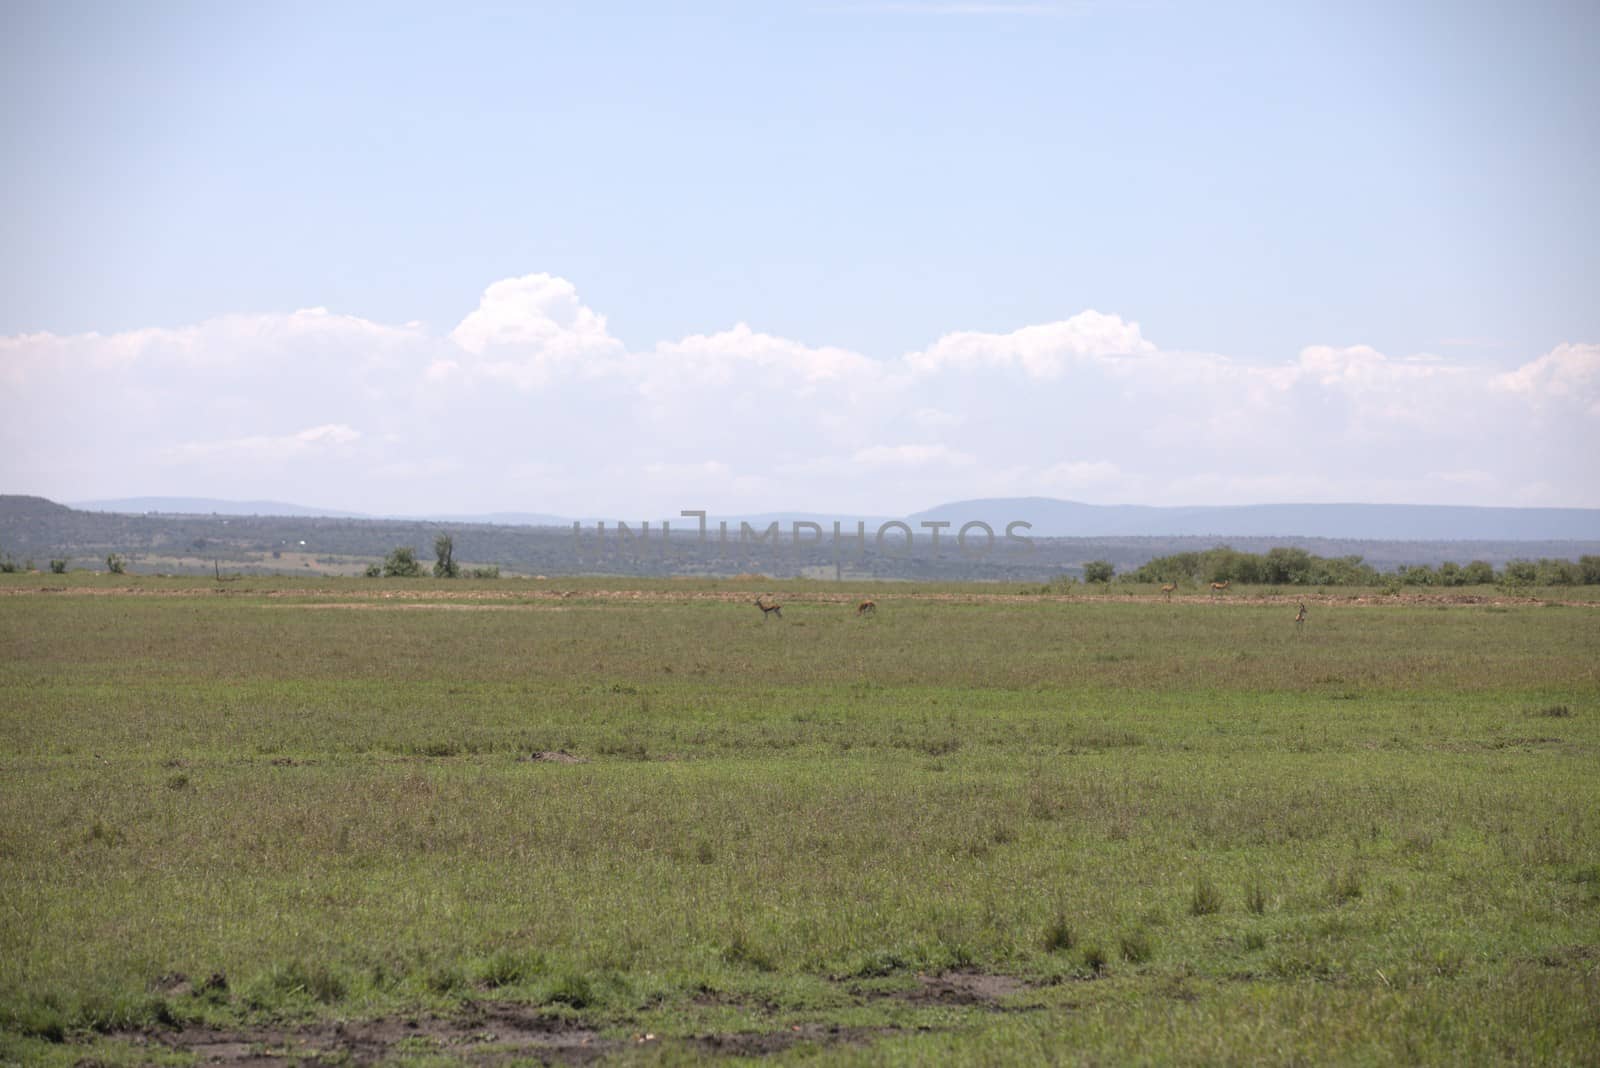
[446,273,623,388]
[1491,342,1600,414]
[851,443,976,468]
[909,407,965,428]
[3,271,1596,512]
[171,423,363,461]
[904,310,1155,379]
[643,323,888,392]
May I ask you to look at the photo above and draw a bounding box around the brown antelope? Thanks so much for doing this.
[1160,583,1176,601]
[857,599,877,616]
[754,595,782,620]
[1294,601,1307,629]
[1209,580,1230,596]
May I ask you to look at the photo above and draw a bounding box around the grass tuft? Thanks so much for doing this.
[1043,916,1075,953]
[1189,876,1223,917]
[1328,867,1365,905]
[1119,929,1154,965]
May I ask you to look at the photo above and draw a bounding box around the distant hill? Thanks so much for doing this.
[6,494,1599,578]
[909,498,1600,541]
[425,511,570,527]
[69,498,571,527]
[71,497,368,518]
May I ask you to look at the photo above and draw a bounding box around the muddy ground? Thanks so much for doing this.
[99,971,1037,1065]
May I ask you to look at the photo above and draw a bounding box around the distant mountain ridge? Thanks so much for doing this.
[68,498,569,527]
[71,497,368,518]
[909,498,1600,541]
[46,494,1600,541]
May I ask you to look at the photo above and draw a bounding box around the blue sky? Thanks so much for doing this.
[2,1,1596,515]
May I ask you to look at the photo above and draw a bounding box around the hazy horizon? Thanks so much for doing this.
[3,2,1595,515]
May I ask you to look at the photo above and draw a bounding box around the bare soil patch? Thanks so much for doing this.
[144,1007,612,1066]
[123,999,925,1065]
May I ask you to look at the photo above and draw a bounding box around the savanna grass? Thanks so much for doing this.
[1,577,1597,1063]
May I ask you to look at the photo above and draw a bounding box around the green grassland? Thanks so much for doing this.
[1,577,1597,1064]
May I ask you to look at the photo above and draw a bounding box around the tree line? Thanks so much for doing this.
[1093,546,1600,587]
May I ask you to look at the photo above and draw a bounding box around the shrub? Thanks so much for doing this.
[1083,560,1115,583]
[105,553,126,574]
[382,547,422,577]
[1502,559,1538,586]
[363,563,382,577]
[49,558,68,574]
[468,565,501,579]
[1462,560,1497,584]
[1536,558,1581,586]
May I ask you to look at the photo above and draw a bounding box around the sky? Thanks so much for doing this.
[1,0,1596,518]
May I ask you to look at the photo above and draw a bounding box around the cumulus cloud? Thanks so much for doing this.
[1491,343,1600,414]
[2,271,1596,512]
[445,273,624,388]
[644,323,885,390]
[904,310,1155,379]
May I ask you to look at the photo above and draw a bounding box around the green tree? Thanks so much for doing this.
[1262,546,1313,584]
[1462,560,1496,584]
[1502,559,1537,586]
[433,533,459,578]
[382,547,422,577]
[105,553,126,574]
[1535,558,1580,586]
[1082,560,1115,583]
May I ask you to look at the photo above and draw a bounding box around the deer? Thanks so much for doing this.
[857,599,877,616]
[754,595,782,620]
[1294,601,1307,629]
[1209,580,1230,597]
[1160,583,1176,601]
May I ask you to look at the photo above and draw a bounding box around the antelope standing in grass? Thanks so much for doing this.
[1160,583,1176,601]
[857,599,877,616]
[1294,601,1307,630]
[1209,580,1230,597]
[754,595,782,620]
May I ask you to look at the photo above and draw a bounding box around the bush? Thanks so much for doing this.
[49,559,68,574]
[1462,560,1497,584]
[1502,560,1538,586]
[1536,558,1581,586]
[105,553,126,574]
[468,565,501,579]
[363,563,382,578]
[381,547,422,577]
[1082,560,1115,583]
